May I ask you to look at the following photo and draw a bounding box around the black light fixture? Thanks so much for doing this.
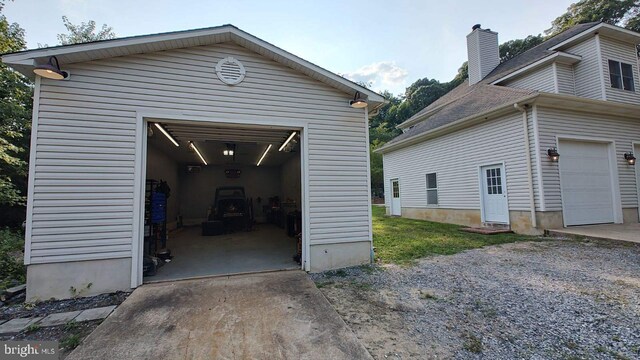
[624,152,636,165]
[547,147,560,162]
[33,56,69,80]
[349,91,368,108]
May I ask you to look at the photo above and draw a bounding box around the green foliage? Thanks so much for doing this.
[60,334,82,350]
[0,6,30,207]
[547,0,640,36]
[57,16,115,45]
[0,228,25,290]
[499,34,545,62]
[371,206,537,264]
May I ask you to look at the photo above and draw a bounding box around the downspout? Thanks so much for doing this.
[514,103,537,229]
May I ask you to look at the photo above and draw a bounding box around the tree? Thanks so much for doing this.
[57,16,115,45]
[0,1,31,208]
[546,0,639,36]
[499,34,545,62]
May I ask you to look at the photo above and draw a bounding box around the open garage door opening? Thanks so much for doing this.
[141,119,303,282]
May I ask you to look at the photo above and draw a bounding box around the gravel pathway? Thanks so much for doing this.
[311,239,640,359]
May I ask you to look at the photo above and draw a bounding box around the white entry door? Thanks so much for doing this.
[390,179,401,216]
[559,140,614,226]
[480,164,509,223]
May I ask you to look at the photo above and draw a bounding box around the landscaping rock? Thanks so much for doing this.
[3,284,26,297]
[0,317,42,335]
[74,306,116,322]
[39,311,82,327]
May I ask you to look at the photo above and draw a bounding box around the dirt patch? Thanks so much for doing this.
[311,240,640,359]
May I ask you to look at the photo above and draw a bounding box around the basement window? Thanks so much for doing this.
[426,173,438,205]
[608,60,635,91]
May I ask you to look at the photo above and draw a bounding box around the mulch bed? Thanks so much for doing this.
[0,291,130,321]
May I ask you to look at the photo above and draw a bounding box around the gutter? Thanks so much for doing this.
[514,103,537,229]
[375,92,540,154]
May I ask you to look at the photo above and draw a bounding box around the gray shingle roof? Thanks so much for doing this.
[386,22,601,147]
[386,84,535,144]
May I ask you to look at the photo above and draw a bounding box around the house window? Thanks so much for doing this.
[392,180,400,198]
[426,173,438,205]
[608,60,635,91]
[485,168,503,195]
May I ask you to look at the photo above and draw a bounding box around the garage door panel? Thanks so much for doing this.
[559,140,615,226]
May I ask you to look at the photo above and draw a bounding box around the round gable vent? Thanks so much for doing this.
[215,57,246,85]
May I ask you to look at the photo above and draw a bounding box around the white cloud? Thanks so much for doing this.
[344,61,409,94]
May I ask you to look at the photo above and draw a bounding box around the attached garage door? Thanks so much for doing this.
[559,140,615,226]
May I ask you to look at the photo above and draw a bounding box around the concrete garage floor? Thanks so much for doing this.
[67,272,372,360]
[146,224,299,282]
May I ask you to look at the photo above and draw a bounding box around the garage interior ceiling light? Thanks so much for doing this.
[223,143,235,156]
[257,144,272,166]
[154,123,179,147]
[189,141,208,165]
[624,152,636,165]
[278,131,297,152]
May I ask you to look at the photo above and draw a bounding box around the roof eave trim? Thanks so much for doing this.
[226,28,384,103]
[490,52,582,85]
[548,23,640,51]
[375,93,540,154]
[2,25,384,104]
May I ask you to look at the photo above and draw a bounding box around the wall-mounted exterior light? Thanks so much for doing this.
[624,152,636,165]
[349,91,367,108]
[547,147,560,162]
[33,56,69,80]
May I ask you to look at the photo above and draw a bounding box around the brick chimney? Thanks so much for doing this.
[466,24,499,85]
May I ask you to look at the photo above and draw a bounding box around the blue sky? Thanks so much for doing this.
[4,0,575,95]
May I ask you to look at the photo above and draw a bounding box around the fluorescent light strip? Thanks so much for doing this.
[189,141,208,165]
[257,144,272,166]
[278,131,297,152]
[154,123,179,147]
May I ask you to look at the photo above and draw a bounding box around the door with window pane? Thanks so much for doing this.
[480,164,509,223]
[390,179,401,216]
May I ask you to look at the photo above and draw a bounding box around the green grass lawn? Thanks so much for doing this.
[372,206,538,264]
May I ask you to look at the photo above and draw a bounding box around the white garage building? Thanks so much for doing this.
[2,25,384,300]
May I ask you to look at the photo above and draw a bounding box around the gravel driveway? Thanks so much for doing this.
[311,239,640,359]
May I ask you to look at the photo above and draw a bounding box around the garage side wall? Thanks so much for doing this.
[536,106,640,218]
[27,42,371,298]
[382,111,538,227]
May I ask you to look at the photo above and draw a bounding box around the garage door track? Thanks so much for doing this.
[67,271,372,359]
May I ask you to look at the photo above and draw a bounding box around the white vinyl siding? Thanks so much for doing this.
[31,42,369,264]
[600,35,640,105]
[555,63,576,95]
[566,37,603,100]
[383,111,535,212]
[536,106,640,211]
[503,64,555,92]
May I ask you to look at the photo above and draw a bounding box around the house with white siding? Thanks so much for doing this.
[377,22,640,235]
[2,25,384,300]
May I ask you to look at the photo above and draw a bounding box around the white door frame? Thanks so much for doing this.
[478,162,510,224]
[556,135,623,227]
[390,178,401,216]
[633,141,640,222]
[131,111,310,288]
